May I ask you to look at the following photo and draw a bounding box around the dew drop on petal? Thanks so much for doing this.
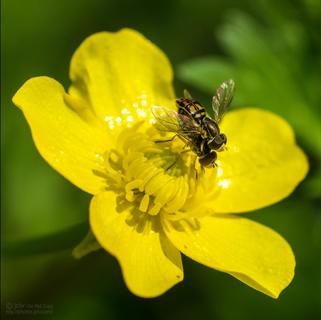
[137,108,147,118]
[121,108,130,115]
[126,115,134,123]
[217,167,224,178]
[141,99,148,107]
[218,179,231,189]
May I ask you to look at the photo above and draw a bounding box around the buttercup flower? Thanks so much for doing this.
[13,29,308,298]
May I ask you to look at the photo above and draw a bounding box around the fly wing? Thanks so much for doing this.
[152,106,182,132]
[151,106,203,137]
[183,89,193,100]
[212,79,235,123]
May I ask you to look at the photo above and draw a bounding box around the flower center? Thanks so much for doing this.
[102,123,199,217]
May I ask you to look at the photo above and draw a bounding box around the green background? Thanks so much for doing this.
[1,0,321,319]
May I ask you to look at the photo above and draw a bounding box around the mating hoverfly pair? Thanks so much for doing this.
[152,79,235,168]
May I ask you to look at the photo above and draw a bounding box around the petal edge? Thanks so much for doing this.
[90,191,183,298]
[205,108,309,213]
[69,28,176,125]
[163,214,295,298]
[12,76,109,194]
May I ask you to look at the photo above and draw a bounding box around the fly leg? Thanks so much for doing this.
[193,155,199,180]
[165,157,178,171]
[154,134,177,144]
[180,148,192,154]
[166,147,193,172]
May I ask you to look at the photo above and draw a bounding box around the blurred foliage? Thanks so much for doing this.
[1,0,321,319]
[178,8,321,158]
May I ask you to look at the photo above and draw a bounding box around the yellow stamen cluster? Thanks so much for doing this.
[101,123,200,217]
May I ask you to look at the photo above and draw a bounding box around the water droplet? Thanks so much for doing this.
[218,179,231,189]
[126,115,134,123]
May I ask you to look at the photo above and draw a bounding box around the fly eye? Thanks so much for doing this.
[199,151,217,168]
[208,134,227,150]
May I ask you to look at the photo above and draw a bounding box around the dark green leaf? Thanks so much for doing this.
[2,221,88,257]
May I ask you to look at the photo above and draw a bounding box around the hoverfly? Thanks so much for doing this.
[152,79,235,168]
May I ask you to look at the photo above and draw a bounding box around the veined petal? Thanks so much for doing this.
[163,215,295,298]
[206,108,308,213]
[69,29,176,127]
[12,76,110,194]
[90,191,183,298]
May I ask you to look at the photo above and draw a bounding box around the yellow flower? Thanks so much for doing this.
[12,29,308,299]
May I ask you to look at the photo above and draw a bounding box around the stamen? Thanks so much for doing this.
[125,190,135,202]
[122,151,143,171]
[139,194,150,212]
[125,179,143,201]
[148,202,162,216]
[165,177,189,212]
[144,173,169,196]
[138,166,163,189]
[154,178,176,206]
[127,158,145,179]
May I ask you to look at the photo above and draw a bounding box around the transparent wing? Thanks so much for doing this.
[183,89,193,100]
[151,106,203,137]
[212,79,235,123]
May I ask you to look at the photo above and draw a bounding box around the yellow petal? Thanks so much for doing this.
[163,215,295,298]
[207,108,308,213]
[69,29,175,126]
[12,76,110,194]
[90,191,183,298]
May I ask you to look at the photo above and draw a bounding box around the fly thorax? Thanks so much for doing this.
[203,117,220,137]
[176,99,206,125]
